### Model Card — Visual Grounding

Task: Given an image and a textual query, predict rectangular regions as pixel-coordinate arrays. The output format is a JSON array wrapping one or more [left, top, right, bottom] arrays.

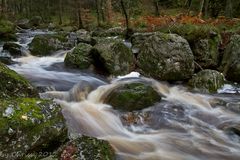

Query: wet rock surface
[[104, 82, 161, 111], [57, 136, 115, 160], [64, 43, 93, 69], [137, 32, 194, 81], [3, 42, 22, 57], [0, 98, 67, 160], [29, 34, 67, 56], [90, 38, 135, 75], [221, 34, 240, 82], [0, 62, 38, 99], [188, 69, 225, 93]]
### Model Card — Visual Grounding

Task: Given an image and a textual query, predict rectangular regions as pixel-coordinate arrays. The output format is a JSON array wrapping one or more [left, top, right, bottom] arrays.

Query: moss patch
[[104, 82, 161, 111], [29, 33, 67, 56], [64, 43, 93, 69], [0, 98, 67, 160], [188, 69, 225, 93], [58, 136, 115, 160], [0, 62, 38, 99], [0, 19, 16, 41]]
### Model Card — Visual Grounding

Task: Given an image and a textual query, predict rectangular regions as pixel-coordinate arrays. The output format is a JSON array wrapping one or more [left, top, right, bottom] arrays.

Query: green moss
[[51, 33, 68, 42], [0, 98, 67, 160], [57, 136, 115, 160], [91, 39, 134, 75], [0, 19, 16, 40], [0, 19, 15, 34], [0, 62, 38, 99], [188, 69, 224, 93], [29, 33, 67, 56], [137, 32, 194, 81], [64, 43, 92, 69], [105, 82, 161, 111]]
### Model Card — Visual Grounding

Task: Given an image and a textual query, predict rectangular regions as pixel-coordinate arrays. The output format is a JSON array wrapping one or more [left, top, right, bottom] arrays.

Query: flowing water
[[4, 29, 240, 160]]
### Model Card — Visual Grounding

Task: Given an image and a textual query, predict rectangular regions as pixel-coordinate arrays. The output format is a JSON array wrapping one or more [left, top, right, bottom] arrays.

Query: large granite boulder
[[90, 38, 135, 75], [3, 42, 22, 57], [188, 69, 224, 93], [16, 19, 30, 29], [29, 34, 67, 56], [191, 35, 220, 70], [104, 82, 161, 111], [131, 32, 155, 54], [221, 34, 240, 82], [0, 98, 67, 160], [0, 62, 38, 99], [29, 16, 43, 27], [57, 136, 115, 160], [0, 20, 16, 41], [137, 32, 194, 81], [64, 43, 93, 69], [0, 52, 14, 65]]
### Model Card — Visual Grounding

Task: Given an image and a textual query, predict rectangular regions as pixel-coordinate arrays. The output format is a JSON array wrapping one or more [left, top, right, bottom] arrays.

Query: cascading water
[[5, 29, 240, 160], [8, 29, 107, 91], [49, 78, 240, 160]]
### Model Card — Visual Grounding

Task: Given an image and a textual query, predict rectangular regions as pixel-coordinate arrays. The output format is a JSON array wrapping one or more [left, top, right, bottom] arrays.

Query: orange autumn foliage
[[119, 14, 240, 32]]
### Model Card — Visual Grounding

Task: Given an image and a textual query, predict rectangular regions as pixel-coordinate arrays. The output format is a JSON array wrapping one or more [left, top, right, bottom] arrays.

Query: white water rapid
[[53, 78, 240, 160], [5, 29, 240, 160]]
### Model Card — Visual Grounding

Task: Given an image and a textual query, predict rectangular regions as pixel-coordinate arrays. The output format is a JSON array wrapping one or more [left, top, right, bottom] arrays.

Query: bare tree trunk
[[59, 0, 63, 25], [120, 0, 131, 39], [187, 0, 193, 15], [198, 0, 205, 17], [106, 0, 112, 23], [1, 0, 6, 17], [225, 0, 233, 18], [185, 0, 192, 8], [77, 0, 83, 29], [95, 0, 100, 26], [203, 0, 209, 18], [153, 0, 160, 16], [100, 0, 105, 22]]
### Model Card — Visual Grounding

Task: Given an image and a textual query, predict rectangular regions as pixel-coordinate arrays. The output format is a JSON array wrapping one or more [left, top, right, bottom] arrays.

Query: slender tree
[[106, 0, 112, 23], [76, 0, 84, 29], [153, 0, 160, 16], [95, 0, 100, 26], [225, 0, 233, 18], [58, 0, 63, 25]]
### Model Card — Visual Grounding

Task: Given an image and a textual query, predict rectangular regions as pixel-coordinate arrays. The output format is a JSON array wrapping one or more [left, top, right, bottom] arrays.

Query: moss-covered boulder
[[57, 136, 115, 160], [131, 32, 155, 54], [104, 82, 161, 111], [188, 69, 224, 93], [191, 35, 220, 70], [221, 34, 240, 82], [0, 19, 16, 41], [0, 98, 67, 160], [29, 34, 67, 56], [91, 27, 124, 37], [75, 29, 96, 45], [16, 18, 30, 29], [90, 38, 135, 75], [0, 52, 14, 65], [64, 43, 93, 69], [3, 42, 22, 57], [29, 16, 43, 27], [160, 24, 221, 70], [137, 32, 194, 81], [0, 62, 38, 99]]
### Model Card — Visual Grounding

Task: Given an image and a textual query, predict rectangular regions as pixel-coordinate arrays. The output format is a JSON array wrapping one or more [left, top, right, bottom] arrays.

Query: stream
[[3, 29, 240, 160]]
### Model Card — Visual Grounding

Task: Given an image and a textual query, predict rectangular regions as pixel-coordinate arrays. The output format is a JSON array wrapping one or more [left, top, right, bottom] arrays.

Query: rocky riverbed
[[1, 20, 240, 159]]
